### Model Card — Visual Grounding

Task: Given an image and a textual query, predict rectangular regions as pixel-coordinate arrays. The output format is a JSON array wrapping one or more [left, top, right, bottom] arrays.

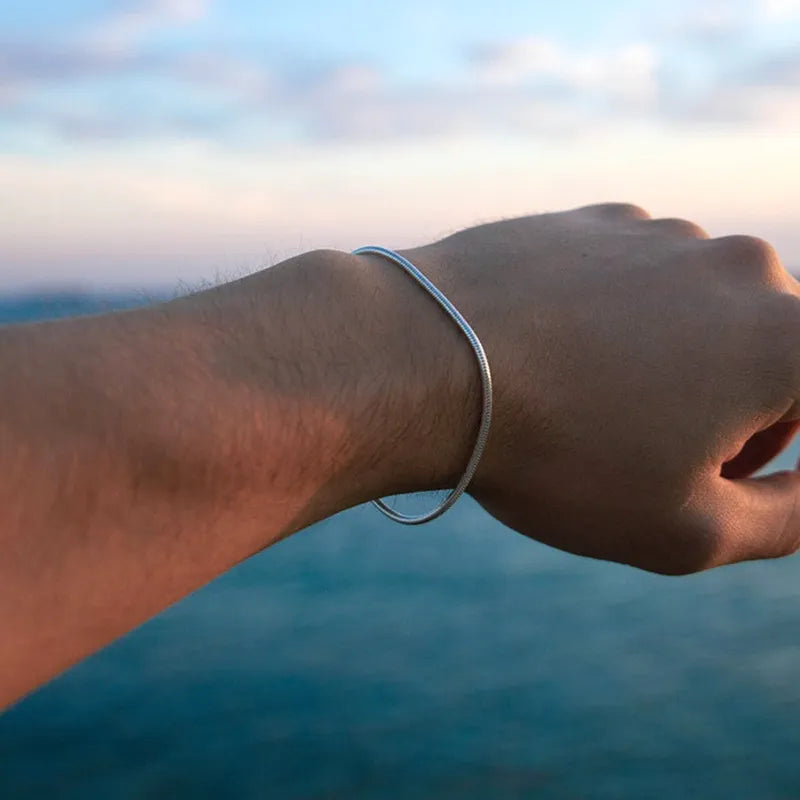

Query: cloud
[[0, 0, 207, 96], [174, 52, 274, 99], [657, 6, 749, 45], [84, 0, 208, 53], [274, 39, 662, 142], [674, 83, 800, 125], [468, 38, 659, 106], [16, 105, 228, 142], [1, 2, 798, 150], [759, 0, 800, 19], [1, 36, 791, 147], [303, 91, 593, 142], [661, 42, 800, 126], [741, 49, 800, 86], [0, 40, 149, 87]]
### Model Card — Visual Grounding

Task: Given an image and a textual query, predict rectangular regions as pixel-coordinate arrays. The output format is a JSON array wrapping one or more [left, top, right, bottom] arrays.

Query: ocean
[[1, 295, 799, 799]]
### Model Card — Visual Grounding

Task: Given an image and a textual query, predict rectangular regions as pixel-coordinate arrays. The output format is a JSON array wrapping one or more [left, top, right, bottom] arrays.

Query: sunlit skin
[[1, 203, 800, 708]]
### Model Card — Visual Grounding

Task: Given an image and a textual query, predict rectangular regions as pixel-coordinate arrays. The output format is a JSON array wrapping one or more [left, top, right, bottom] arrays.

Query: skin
[[1, 202, 799, 708]]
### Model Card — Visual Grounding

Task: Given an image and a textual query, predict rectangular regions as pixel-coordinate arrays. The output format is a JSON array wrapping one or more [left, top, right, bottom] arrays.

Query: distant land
[[0, 290, 168, 325]]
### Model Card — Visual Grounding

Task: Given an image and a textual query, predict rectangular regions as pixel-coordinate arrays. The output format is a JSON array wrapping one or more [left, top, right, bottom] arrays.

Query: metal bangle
[[352, 245, 493, 525]]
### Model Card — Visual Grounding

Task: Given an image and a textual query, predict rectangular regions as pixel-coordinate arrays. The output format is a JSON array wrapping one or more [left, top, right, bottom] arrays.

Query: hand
[[396, 203, 800, 574]]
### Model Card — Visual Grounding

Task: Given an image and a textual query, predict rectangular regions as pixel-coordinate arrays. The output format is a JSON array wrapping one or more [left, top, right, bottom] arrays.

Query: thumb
[[721, 420, 800, 480]]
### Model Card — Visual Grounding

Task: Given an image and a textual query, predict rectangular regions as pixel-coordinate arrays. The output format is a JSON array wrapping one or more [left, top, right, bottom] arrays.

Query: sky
[[0, 0, 799, 290]]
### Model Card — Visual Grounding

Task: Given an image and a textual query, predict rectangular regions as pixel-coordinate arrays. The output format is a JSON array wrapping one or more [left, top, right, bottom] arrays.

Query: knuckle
[[650, 560, 704, 577], [650, 218, 709, 239], [589, 202, 651, 221], [711, 235, 784, 284], [631, 511, 721, 576], [748, 292, 800, 386], [764, 291, 800, 338], [658, 507, 725, 576], [780, 534, 800, 559], [639, 549, 709, 577]]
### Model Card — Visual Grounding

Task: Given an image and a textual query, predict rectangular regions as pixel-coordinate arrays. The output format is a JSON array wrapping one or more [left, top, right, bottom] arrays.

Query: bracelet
[[352, 245, 493, 525]]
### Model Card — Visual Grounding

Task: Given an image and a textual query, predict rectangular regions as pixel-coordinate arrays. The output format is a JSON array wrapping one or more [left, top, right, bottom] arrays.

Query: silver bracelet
[[352, 245, 493, 525]]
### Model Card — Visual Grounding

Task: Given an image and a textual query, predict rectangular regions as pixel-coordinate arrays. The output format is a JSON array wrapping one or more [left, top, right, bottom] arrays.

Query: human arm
[[2, 202, 800, 707], [0, 246, 475, 707]]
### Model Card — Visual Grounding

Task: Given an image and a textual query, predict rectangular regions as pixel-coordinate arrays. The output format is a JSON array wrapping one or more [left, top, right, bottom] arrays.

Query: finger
[[696, 471, 800, 569]]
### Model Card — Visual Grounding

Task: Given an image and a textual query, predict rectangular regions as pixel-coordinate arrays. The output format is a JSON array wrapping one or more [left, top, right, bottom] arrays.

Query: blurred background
[[1, 1, 800, 798]]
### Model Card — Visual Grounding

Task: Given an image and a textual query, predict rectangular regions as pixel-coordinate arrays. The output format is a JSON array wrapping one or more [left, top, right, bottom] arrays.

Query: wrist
[[265, 246, 480, 527], [340, 247, 482, 500], [179, 245, 481, 534]]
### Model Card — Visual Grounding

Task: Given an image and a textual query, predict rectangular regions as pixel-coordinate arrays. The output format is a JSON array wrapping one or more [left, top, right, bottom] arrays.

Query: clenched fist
[[374, 203, 800, 574]]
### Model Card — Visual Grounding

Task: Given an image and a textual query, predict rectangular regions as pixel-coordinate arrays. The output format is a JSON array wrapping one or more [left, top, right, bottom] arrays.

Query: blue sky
[[1, 0, 799, 289]]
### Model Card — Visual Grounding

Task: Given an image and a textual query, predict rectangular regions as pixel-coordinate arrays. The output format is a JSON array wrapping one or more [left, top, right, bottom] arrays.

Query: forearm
[[0, 248, 476, 706]]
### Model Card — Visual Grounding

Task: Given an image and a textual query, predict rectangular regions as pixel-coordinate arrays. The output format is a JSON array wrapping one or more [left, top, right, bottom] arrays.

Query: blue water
[[1, 296, 799, 799]]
